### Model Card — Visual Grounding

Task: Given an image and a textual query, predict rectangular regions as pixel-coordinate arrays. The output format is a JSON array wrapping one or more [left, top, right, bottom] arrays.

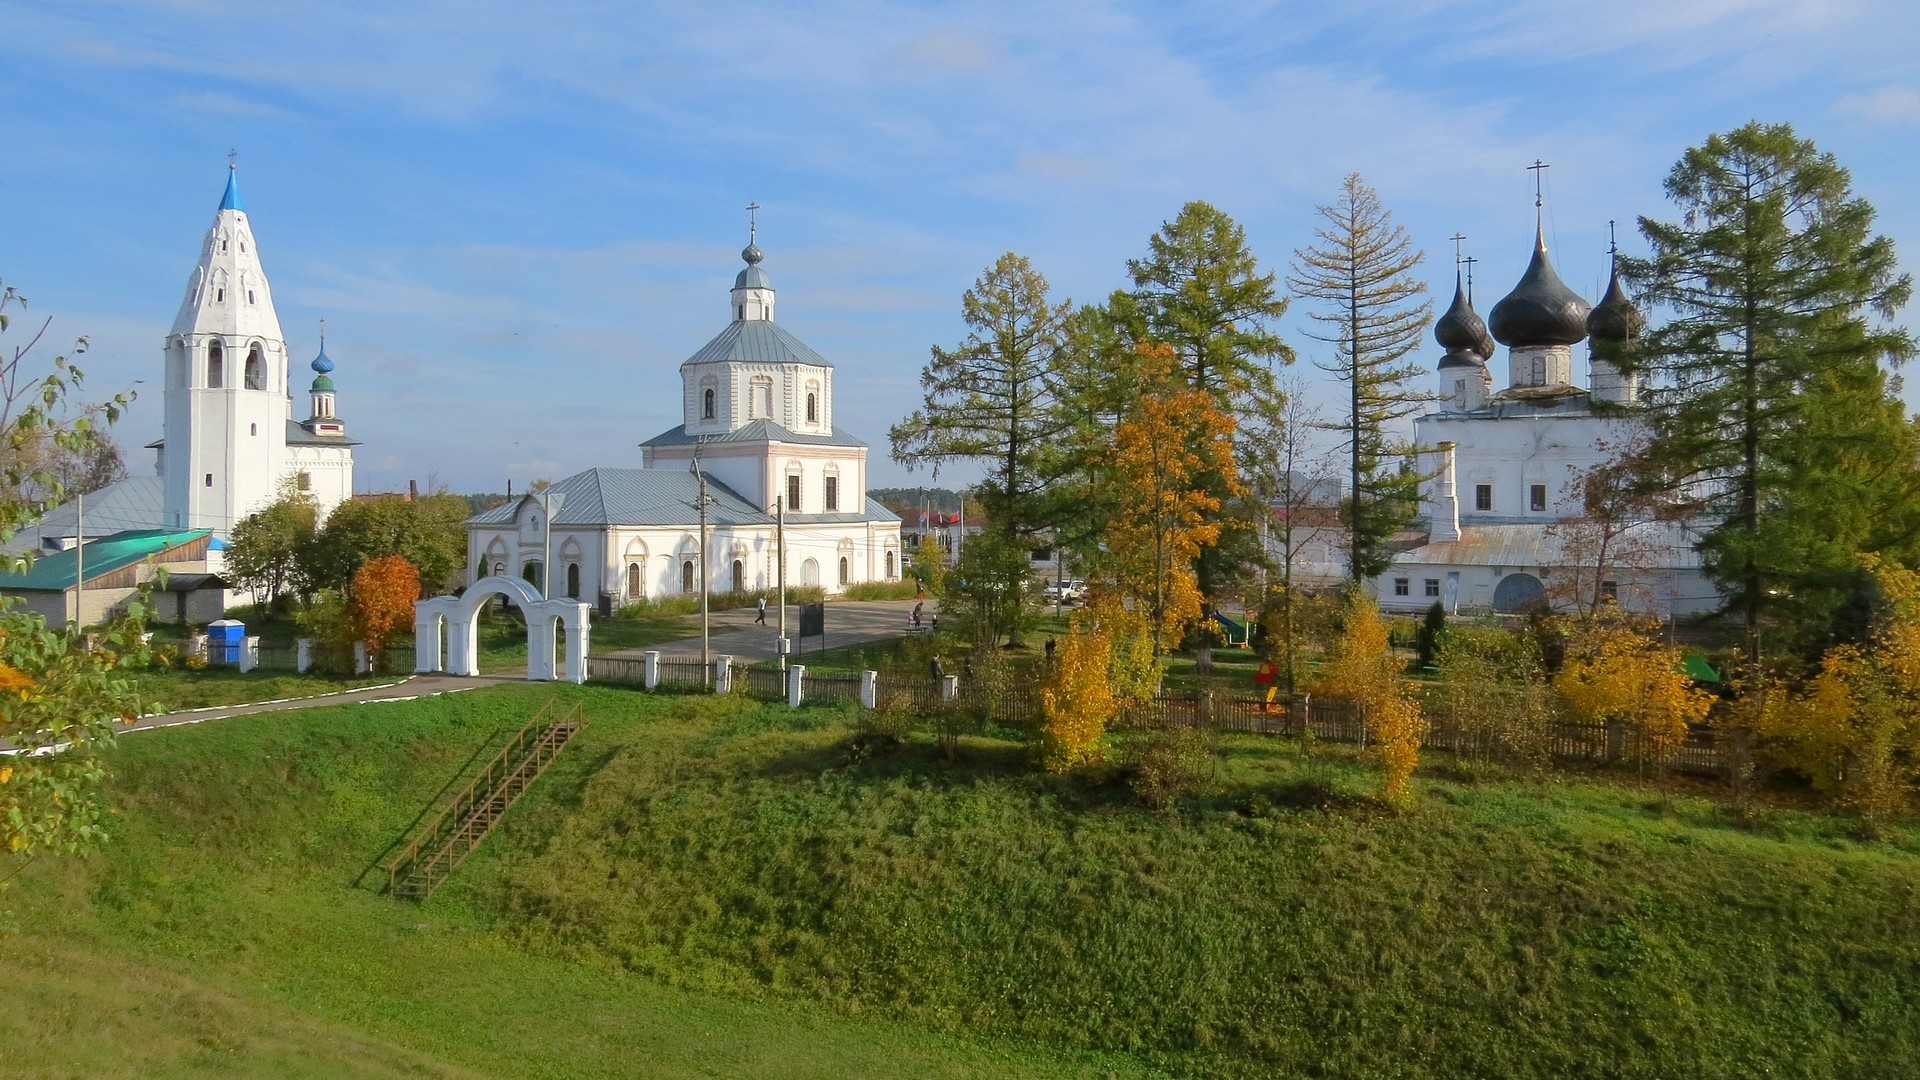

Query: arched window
[[731, 559, 744, 593], [627, 562, 643, 599], [244, 344, 265, 389], [566, 563, 581, 598], [800, 558, 820, 587], [492, 561, 505, 577], [682, 560, 696, 593], [206, 341, 224, 388], [885, 551, 895, 578], [702, 388, 716, 420], [838, 557, 849, 586], [806, 392, 818, 423], [522, 561, 543, 589]]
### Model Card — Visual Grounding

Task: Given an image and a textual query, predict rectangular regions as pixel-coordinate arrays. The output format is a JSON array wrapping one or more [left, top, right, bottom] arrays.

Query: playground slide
[[1212, 611, 1248, 645]]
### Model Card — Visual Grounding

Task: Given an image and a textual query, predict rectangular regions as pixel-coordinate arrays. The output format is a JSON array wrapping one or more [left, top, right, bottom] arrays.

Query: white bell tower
[[160, 165, 293, 533]]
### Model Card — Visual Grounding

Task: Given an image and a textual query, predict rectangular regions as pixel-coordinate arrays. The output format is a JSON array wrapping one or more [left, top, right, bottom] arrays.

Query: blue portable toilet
[[207, 619, 246, 664]]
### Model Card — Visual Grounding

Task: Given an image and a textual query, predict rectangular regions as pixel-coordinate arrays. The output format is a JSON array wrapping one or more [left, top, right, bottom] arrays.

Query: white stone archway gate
[[414, 574, 592, 683]]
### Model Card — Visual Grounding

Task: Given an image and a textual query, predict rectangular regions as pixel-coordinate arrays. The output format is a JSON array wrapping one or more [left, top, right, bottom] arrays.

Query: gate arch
[[1492, 572, 1547, 613], [413, 574, 592, 682]]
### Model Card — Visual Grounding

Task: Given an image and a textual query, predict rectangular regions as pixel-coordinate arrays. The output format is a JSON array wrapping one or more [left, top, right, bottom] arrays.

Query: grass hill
[[7, 683, 1919, 1077]]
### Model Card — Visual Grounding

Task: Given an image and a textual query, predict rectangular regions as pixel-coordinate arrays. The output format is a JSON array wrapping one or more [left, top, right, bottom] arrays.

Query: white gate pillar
[[530, 617, 558, 681], [788, 663, 806, 708], [860, 670, 878, 709]]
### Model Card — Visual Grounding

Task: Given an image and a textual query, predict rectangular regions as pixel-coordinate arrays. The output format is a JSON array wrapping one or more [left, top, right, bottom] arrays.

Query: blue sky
[[7, 0, 1918, 496]]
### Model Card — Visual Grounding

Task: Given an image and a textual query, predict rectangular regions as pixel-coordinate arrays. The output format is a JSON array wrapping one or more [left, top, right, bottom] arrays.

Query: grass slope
[[4, 685, 1151, 1079], [9, 684, 1920, 1078]]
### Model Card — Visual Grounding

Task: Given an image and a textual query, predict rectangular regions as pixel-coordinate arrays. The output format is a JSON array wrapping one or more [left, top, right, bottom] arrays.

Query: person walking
[[756, 595, 768, 625], [930, 655, 944, 680]]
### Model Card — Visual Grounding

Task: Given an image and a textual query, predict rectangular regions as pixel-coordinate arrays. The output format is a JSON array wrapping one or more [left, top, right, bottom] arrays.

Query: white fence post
[[644, 650, 661, 690], [353, 641, 370, 675], [188, 633, 208, 663], [940, 675, 959, 701], [860, 670, 878, 709], [714, 655, 733, 694], [237, 636, 260, 674], [788, 663, 806, 709], [295, 638, 313, 673]]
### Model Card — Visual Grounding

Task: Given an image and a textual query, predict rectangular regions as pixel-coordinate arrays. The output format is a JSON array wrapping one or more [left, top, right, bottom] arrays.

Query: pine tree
[[1287, 174, 1432, 581], [1620, 123, 1917, 660]]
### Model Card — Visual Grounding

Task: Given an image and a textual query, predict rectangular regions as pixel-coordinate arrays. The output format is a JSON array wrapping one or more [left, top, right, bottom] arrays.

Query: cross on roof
[[746, 201, 760, 243]]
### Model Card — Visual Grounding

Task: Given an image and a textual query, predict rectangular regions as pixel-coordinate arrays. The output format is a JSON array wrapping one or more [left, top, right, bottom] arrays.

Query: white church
[[1368, 215, 1720, 619], [6, 169, 355, 554], [464, 229, 902, 607]]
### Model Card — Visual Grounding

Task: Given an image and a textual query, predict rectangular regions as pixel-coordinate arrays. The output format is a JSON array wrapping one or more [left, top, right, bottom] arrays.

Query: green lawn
[[10, 684, 1920, 1078]]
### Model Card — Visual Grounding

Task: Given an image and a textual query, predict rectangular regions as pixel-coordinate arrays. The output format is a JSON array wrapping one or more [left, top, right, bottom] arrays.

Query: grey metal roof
[[466, 469, 899, 529], [286, 419, 360, 447], [640, 418, 867, 449], [735, 265, 771, 290], [2, 475, 166, 556], [1391, 522, 1704, 570], [681, 319, 833, 369]]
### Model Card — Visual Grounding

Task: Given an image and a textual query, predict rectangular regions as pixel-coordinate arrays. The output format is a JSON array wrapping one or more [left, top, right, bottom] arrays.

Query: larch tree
[[1121, 202, 1292, 605], [890, 253, 1074, 543], [1288, 174, 1433, 583], [1618, 122, 1917, 661], [1096, 344, 1242, 655], [891, 253, 1075, 645]]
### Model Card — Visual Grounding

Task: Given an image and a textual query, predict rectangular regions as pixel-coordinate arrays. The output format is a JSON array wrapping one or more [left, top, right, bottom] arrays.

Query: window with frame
[[702, 388, 716, 420], [681, 560, 695, 593], [1530, 484, 1547, 512], [1424, 578, 1440, 597], [787, 474, 802, 512], [296, 472, 311, 491], [838, 557, 849, 586], [627, 562, 643, 598], [1601, 580, 1619, 601], [806, 392, 818, 423], [207, 341, 224, 388], [824, 475, 839, 511], [1393, 578, 1409, 596], [1475, 484, 1493, 511]]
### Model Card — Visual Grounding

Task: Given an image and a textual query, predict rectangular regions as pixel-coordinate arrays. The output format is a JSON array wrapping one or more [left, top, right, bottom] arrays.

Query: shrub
[[844, 580, 920, 602], [1126, 728, 1216, 811], [1036, 626, 1115, 773]]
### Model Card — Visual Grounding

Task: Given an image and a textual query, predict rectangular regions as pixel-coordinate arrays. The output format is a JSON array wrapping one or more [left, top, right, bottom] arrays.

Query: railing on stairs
[[386, 698, 587, 901]]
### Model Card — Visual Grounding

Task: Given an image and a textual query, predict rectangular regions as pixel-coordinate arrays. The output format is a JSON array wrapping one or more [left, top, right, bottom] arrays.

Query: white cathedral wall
[[285, 446, 354, 522], [1416, 410, 1633, 523]]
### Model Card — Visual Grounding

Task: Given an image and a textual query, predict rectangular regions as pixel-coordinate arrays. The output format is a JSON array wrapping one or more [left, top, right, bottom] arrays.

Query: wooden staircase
[[386, 699, 586, 901]]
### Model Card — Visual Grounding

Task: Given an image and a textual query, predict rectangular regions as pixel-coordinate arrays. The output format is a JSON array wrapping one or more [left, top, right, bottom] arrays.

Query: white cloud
[[1836, 86, 1920, 125]]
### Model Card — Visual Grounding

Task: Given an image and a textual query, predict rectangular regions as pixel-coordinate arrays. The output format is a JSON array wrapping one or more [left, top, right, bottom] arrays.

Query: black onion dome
[[1488, 230, 1591, 347], [1586, 266, 1643, 342], [1434, 272, 1496, 362]]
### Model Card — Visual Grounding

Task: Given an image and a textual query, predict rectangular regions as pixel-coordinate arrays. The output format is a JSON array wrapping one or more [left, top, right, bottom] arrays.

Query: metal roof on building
[[2, 476, 166, 556], [1391, 522, 1705, 570], [680, 319, 834, 369], [640, 418, 866, 450], [466, 467, 897, 529], [0, 528, 212, 591]]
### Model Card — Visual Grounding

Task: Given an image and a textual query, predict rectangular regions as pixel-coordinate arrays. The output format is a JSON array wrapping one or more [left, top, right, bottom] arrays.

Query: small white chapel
[[464, 227, 903, 607]]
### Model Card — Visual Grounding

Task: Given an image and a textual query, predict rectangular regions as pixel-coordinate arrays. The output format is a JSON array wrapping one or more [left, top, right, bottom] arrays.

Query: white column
[[940, 675, 959, 701], [563, 608, 589, 684], [188, 633, 208, 662], [529, 618, 557, 681], [238, 636, 260, 674], [295, 637, 313, 673], [644, 650, 661, 690], [788, 663, 806, 708], [860, 669, 878, 709], [714, 655, 733, 694], [353, 641, 370, 675]]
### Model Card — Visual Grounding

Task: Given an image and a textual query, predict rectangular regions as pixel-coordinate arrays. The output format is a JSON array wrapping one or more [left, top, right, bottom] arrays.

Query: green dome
[[311, 374, 334, 391]]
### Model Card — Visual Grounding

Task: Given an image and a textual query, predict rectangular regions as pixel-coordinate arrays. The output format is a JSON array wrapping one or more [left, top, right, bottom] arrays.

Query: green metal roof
[[0, 528, 211, 591]]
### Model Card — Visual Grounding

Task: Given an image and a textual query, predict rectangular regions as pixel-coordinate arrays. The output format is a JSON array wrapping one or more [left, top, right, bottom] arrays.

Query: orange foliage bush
[[1554, 616, 1712, 770], [350, 555, 420, 660]]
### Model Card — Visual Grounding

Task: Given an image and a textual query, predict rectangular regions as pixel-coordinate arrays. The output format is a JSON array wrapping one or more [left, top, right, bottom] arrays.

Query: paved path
[[609, 597, 939, 664], [125, 673, 512, 735]]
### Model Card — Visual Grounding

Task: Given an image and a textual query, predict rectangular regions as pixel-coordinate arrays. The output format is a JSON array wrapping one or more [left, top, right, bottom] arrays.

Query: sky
[[6, 0, 1918, 497]]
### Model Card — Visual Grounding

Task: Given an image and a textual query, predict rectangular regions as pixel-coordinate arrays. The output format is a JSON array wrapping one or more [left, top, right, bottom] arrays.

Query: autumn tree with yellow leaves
[[1554, 615, 1713, 773], [1749, 558, 1920, 822], [1314, 591, 1427, 806], [1095, 344, 1243, 654], [1037, 620, 1117, 774]]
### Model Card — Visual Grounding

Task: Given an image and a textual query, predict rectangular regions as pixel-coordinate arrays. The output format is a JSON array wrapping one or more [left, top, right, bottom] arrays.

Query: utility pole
[[72, 483, 84, 633], [776, 493, 788, 674], [693, 437, 711, 680]]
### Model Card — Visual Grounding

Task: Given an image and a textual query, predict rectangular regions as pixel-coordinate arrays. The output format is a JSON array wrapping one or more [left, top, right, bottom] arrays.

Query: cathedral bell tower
[[161, 165, 292, 532]]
